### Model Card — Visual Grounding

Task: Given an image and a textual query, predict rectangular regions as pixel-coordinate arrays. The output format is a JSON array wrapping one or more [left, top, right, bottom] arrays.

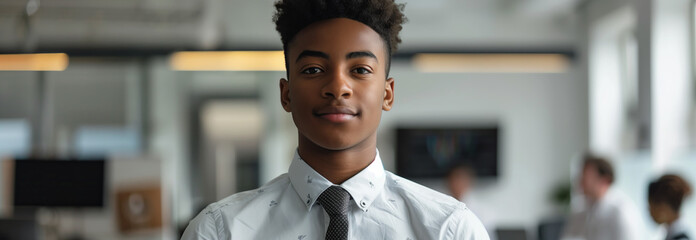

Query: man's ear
[[382, 77, 395, 111], [280, 78, 291, 112]]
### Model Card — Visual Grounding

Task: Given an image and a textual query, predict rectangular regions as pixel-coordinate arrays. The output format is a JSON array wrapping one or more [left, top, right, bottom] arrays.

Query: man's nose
[[322, 71, 353, 99]]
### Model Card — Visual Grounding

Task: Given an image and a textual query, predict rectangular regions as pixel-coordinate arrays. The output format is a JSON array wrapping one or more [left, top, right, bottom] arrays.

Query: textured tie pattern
[[317, 186, 351, 240]]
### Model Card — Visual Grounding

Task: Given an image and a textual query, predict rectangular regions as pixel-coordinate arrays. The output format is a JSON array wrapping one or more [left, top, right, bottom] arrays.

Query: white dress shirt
[[458, 196, 495, 238], [562, 188, 643, 240], [182, 149, 489, 240], [665, 219, 691, 240]]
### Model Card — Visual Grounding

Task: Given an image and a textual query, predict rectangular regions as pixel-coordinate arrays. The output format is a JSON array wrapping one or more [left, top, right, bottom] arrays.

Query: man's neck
[[666, 213, 680, 227], [297, 134, 377, 184], [596, 185, 609, 199], [589, 185, 610, 204]]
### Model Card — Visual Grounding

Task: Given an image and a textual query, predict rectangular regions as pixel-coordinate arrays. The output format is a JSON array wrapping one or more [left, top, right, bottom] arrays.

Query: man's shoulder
[[383, 171, 469, 217], [204, 173, 291, 214], [603, 190, 639, 214], [382, 172, 489, 239], [181, 174, 291, 239]]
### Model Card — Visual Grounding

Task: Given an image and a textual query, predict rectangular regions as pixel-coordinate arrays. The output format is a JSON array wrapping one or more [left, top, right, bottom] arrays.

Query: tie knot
[[317, 186, 351, 216]]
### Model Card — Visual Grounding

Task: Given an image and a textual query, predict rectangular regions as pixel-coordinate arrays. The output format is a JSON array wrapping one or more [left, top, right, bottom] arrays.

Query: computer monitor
[[13, 159, 106, 208], [496, 228, 528, 240], [396, 127, 499, 179]]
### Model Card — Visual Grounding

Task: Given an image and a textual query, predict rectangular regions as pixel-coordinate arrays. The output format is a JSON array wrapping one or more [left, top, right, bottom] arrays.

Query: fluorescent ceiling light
[[412, 53, 569, 73], [170, 51, 285, 71], [0, 53, 69, 71]]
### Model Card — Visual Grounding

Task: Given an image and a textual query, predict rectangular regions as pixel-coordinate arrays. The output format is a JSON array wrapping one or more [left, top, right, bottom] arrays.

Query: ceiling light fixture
[[170, 51, 285, 71], [0, 53, 69, 71], [412, 53, 569, 73]]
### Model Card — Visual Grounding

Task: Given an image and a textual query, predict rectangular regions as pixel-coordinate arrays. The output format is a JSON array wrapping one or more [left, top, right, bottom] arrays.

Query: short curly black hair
[[273, 0, 406, 76]]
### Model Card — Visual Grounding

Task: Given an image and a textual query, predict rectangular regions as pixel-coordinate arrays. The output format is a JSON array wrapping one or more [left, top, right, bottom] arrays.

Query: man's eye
[[352, 67, 372, 74], [301, 67, 323, 74]]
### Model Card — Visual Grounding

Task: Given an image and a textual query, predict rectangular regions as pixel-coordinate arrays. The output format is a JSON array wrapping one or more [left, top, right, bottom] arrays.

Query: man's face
[[447, 168, 473, 199], [648, 200, 678, 224], [580, 164, 601, 199], [279, 18, 394, 151], [648, 201, 668, 224]]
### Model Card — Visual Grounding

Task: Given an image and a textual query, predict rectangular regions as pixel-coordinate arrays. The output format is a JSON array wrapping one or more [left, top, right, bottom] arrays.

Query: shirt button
[[360, 201, 367, 207]]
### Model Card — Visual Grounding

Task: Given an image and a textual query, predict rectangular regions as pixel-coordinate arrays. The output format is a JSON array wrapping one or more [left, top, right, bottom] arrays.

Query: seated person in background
[[648, 174, 693, 240], [562, 154, 642, 240], [181, 0, 489, 239], [447, 163, 475, 201], [446, 164, 494, 237]]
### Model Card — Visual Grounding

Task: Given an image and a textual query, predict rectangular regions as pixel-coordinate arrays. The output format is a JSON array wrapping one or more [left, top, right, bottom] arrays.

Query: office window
[[73, 126, 140, 158], [0, 119, 31, 158]]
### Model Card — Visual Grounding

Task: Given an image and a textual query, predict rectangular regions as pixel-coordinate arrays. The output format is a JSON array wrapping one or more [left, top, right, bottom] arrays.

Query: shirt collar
[[288, 149, 386, 212], [667, 218, 687, 239]]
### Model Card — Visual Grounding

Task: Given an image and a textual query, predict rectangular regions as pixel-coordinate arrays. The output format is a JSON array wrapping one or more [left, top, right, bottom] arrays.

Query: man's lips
[[319, 113, 356, 122], [315, 106, 358, 123]]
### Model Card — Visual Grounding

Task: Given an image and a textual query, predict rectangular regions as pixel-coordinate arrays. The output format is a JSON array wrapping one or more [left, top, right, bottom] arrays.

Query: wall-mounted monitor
[[13, 159, 106, 208], [396, 127, 499, 179]]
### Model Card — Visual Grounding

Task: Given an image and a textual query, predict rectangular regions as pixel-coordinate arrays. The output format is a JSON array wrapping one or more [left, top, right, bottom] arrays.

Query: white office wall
[[588, 6, 635, 158], [376, 63, 587, 230], [651, 0, 692, 169], [0, 72, 37, 119]]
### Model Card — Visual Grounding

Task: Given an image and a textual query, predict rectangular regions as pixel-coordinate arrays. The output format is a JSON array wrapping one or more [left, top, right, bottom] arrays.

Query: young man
[[182, 0, 489, 239], [562, 155, 643, 240], [648, 174, 693, 240]]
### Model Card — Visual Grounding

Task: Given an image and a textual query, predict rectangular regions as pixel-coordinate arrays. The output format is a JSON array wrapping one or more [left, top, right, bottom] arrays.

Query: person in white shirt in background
[[180, 0, 490, 239], [648, 174, 693, 240], [447, 164, 495, 238], [562, 154, 643, 240]]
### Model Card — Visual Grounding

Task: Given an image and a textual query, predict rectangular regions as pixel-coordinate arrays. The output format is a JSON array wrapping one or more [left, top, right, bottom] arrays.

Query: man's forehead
[[286, 18, 388, 59]]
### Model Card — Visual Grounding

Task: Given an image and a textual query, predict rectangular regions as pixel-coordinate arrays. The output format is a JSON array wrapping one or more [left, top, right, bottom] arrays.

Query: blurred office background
[[0, 0, 694, 239]]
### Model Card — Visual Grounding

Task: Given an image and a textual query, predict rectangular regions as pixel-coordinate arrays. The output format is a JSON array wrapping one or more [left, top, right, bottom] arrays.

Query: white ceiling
[[0, 0, 581, 52]]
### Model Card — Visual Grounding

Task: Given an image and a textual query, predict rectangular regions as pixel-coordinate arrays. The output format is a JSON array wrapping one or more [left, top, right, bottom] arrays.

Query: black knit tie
[[317, 186, 351, 240]]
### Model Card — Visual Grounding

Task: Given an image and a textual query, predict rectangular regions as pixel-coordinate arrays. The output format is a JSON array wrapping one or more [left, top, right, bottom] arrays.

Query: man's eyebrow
[[346, 51, 378, 62], [295, 50, 329, 62]]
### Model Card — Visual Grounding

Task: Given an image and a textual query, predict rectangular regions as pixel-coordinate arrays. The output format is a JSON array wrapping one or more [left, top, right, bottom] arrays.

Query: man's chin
[[314, 141, 356, 151], [298, 128, 374, 152], [307, 136, 361, 151]]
